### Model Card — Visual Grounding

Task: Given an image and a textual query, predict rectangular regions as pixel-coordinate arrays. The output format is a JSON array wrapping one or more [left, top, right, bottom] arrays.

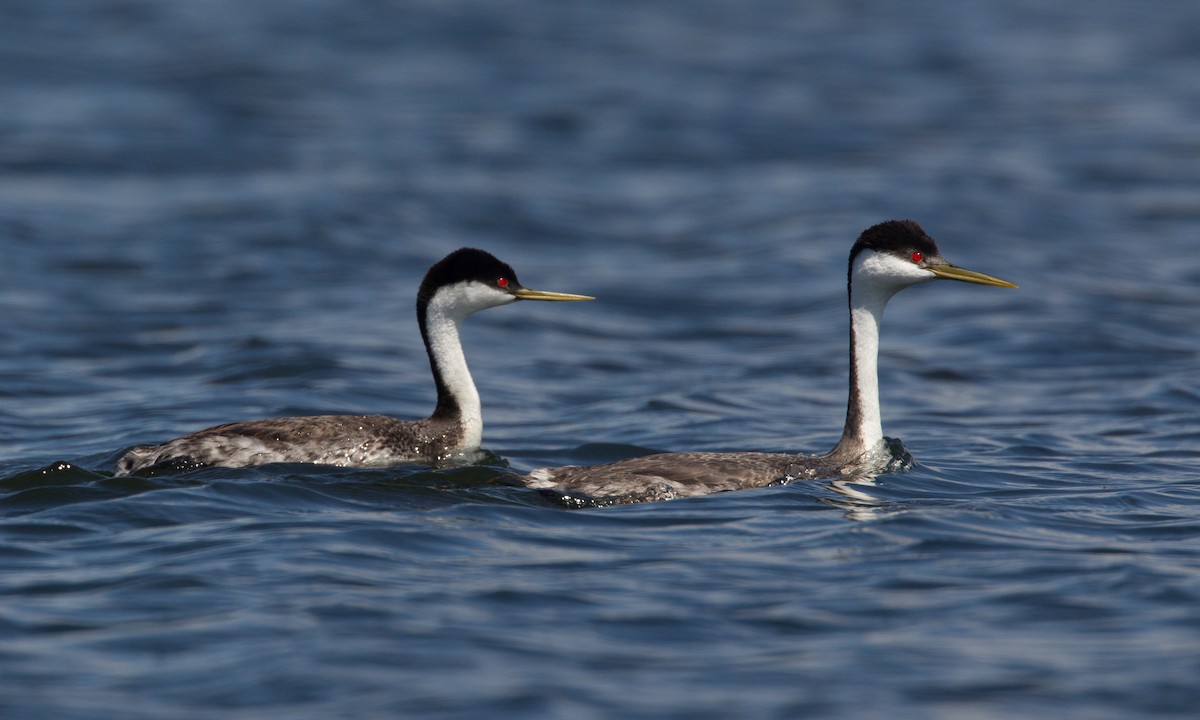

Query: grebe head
[[848, 220, 1017, 306], [418, 248, 592, 322]]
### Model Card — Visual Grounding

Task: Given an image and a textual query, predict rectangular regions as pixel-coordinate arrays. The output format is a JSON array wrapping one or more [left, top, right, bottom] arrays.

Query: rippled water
[[3, 0, 1200, 717]]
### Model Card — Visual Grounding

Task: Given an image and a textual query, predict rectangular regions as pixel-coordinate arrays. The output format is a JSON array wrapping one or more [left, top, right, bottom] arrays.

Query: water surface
[[2, 1, 1199, 718]]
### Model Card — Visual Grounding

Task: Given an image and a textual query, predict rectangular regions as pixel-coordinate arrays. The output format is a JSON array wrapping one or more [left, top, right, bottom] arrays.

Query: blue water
[[3, 0, 1200, 717]]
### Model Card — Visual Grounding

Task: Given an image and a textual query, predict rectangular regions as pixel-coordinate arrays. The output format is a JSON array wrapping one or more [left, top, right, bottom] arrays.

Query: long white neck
[[422, 299, 483, 449], [825, 267, 900, 466], [843, 303, 885, 452]]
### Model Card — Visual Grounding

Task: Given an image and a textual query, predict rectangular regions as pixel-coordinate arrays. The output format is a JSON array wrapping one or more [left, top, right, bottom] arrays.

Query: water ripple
[[4, 0, 1200, 717]]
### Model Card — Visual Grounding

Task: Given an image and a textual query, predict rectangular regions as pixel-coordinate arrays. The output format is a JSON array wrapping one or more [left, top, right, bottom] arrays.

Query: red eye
[[911, 252, 924, 263], [497, 277, 508, 288]]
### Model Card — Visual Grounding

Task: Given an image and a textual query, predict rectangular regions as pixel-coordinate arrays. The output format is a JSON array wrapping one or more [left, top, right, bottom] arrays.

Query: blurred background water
[[2, 0, 1199, 718]]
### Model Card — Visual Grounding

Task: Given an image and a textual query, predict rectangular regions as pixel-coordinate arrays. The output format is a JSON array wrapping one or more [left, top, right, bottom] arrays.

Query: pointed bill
[[512, 287, 594, 301], [928, 264, 1018, 288]]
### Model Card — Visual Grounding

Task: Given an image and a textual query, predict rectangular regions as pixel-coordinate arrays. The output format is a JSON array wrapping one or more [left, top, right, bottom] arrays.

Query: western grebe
[[524, 220, 1016, 505], [115, 248, 591, 475]]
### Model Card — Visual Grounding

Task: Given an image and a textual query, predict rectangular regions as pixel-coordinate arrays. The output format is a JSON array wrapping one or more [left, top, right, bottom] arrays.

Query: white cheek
[[855, 252, 936, 286], [428, 282, 516, 322], [850, 252, 936, 309]]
